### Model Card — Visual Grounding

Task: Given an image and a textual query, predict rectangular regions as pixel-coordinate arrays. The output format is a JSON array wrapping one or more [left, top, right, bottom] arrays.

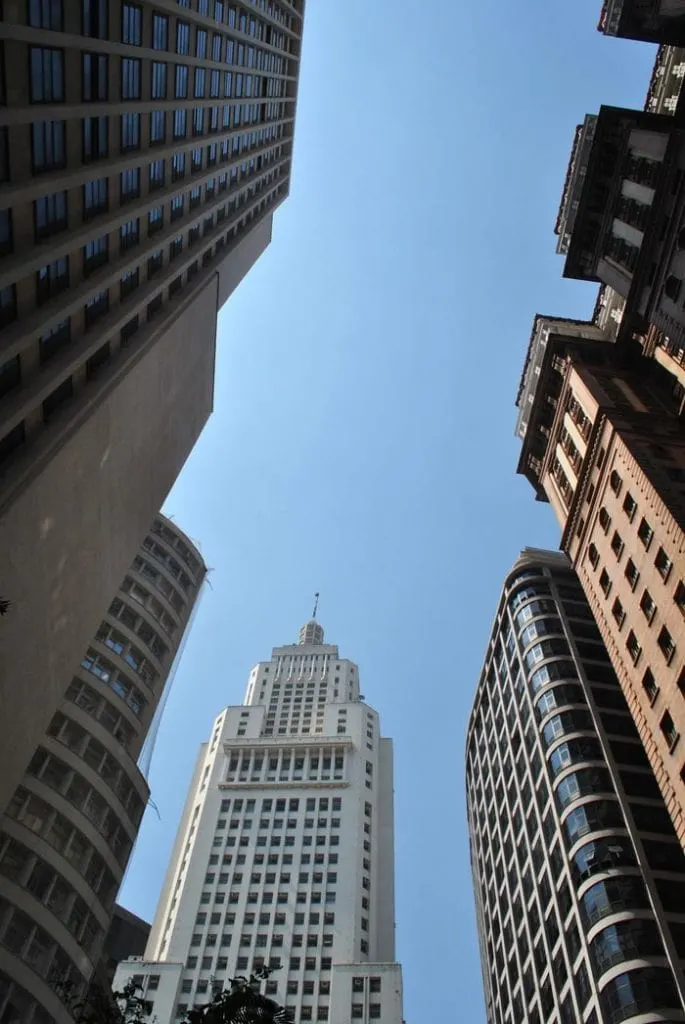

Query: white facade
[[115, 621, 404, 1024]]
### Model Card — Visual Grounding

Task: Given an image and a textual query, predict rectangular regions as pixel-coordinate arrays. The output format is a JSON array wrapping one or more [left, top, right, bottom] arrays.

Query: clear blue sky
[[120, 2, 655, 1019]]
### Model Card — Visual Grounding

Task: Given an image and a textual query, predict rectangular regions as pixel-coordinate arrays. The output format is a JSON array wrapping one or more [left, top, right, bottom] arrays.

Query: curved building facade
[[466, 548, 685, 1024], [0, 514, 206, 1024]]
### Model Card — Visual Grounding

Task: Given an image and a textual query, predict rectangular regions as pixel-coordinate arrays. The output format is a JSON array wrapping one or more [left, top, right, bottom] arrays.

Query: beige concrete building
[[0, 0, 306, 814], [517, 315, 685, 851], [0, 512, 206, 1024]]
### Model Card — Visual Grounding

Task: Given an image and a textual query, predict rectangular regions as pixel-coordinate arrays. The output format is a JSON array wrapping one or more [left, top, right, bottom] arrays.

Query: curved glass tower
[[0, 514, 206, 1024], [466, 548, 685, 1024]]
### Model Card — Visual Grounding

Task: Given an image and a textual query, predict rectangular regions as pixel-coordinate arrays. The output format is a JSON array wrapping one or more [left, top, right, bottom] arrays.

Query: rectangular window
[[150, 110, 166, 144], [120, 167, 140, 202], [660, 710, 679, 750], [149, 159, 165, 190], [119, 217, 140, 252], [655, 547, 673, 581], [637, 518, 654, 550], [152, 12, 168, 49], [120, 113, 140, 151], [83, 177, 108, 218], [626, 630, 642, 665], [175, 65, 189, 98], [171, 151, 185, 180], [34, 191, 67, 240], [657, 626, 676, 664], [599, 569, 611, 597], [642, 667, 659, 704], [83, 0, 108, 36], [36, 257, 69, 306], [174, 109, 187, 139], [83, 234, 108, 275], [176, 20, 190, 54], [83, 115, 108, 161], [196, 28, 207, 58], [639, 590, 656, 623], [193, 107, 204, 136], [82, 52, 108, 101], [122, 2, 142, 43], [39, 321, 71, 367], [32, 121, 65, 173], [151, 61, 167, 99], [622, 492, 637, 521], [30, 47, 64, 103], [610, 531, 624, 560], [675, 581, 685, 617], [624, 559, 639, 591], [194, 67, 206, 98], [29, 0, 62, 28], [121, 58, 141, 99]]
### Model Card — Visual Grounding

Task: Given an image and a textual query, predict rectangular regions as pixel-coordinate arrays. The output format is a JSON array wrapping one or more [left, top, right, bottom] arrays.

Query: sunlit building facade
[[467, 549, 685, 1024]]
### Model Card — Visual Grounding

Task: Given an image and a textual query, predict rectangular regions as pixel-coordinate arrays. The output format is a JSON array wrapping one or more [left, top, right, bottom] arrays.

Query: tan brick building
[[518, 315, 685, 848], [0, 0, 305, 813]]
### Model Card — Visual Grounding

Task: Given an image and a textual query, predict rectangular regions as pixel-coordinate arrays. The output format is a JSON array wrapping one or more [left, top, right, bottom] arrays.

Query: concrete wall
[[0, 278, 218, 814]]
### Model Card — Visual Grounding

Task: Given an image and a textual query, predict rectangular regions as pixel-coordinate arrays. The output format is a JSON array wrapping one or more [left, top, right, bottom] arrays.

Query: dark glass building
[[466, 548, 685, 1023]]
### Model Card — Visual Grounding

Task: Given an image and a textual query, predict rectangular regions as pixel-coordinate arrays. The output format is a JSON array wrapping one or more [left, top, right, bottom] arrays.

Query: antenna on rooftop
[[312, 592, 320, 618]]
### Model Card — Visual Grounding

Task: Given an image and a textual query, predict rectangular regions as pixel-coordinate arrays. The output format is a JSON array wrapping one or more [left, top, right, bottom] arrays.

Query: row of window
[[46, 711, 144, 825], [26, 748, 133, 866], [196, 909, 336, 927], [0, 834, 103, 958], [6, 786, 119, 908]]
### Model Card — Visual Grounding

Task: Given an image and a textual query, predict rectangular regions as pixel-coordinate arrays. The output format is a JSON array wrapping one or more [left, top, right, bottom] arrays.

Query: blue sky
[[120, 2, 656, 1019]]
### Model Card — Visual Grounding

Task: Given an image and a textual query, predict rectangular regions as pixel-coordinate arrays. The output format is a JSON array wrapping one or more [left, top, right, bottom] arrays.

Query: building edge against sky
[[0, 0, 307, 817], [466, 548, 685, 1024], [115, 618, 404, 1024], [0, 513, 206, 1024]]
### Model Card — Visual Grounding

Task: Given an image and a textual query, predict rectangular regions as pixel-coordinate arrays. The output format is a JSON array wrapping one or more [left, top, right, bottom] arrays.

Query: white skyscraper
[[114, 617, 405, 1024]]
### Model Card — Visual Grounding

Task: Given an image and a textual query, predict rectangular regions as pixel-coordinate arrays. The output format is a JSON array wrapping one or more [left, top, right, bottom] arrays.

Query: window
[[637, 518, 654, 550], [122, 2, 142, 43], [35, 191, 67, 240], [83, 0, 108, 36], [622, 492, 637, 521], [30, 47, 64, 103], [152, 13, 168, 49], [657, 626, 676, 664], [120, 167, 140, 202], [655, 547, 673, 581], [610, 597, 625, 628], [624, 559, 639, 591], [640, 590, 656, 623], [176, 20, 190, 54], [31, 120, 65, 174], [175, 65, 189, 98], [626, 630, 641, 665], [661, 710, 679, 749], [121, 57, 141, 99], [39, 319, 70, 363], [82, 52, 108, 100], [120, 268, 139, 300], [642, 668, 659, 705], [121, 113, 140, 152], [84, 289, 109, 328], [149, 160, 165, 190], [171, 151, 185, 180], [120, 218, 140, 252], [609, 471, 622, 495], [43, 377, 73, 420], [150, 110, 166, 144], [598, 507, 611, 533], [173, 109, 187, 139], [610, 531, 624, 560], [83, 234, 108, 274], [36, 257, 69, 305], [599, 570, 611, 597], [587, 544, 599, 569], [151, 62, 167, 99], [29, 0, 62, 27], [83, 115, 108, 161]]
